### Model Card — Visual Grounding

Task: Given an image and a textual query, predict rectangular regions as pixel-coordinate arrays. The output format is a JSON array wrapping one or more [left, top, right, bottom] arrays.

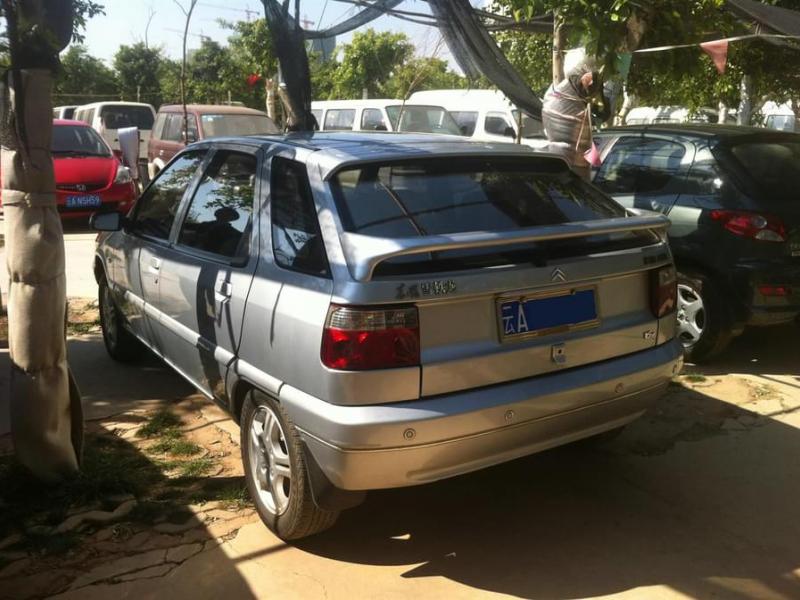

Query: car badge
[[551, 268, 566, 283], [76, 184, 87, 192]]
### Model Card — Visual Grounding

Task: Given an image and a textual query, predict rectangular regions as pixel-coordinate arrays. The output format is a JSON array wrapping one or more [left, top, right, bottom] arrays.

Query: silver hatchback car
[[92, 133, 683, 539]]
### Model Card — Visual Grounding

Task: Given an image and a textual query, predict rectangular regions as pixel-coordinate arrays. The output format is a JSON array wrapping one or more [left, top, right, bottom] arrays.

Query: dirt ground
[[1, 304, 799, 600]]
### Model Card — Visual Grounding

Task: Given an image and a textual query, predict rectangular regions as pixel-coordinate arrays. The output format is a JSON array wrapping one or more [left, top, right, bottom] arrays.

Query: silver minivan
[[92, 132, 682, 540]]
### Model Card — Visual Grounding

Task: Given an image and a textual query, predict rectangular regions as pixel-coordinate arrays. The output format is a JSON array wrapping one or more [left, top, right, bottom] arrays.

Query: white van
[[407, 89, 544, 146], [624, 105, 735, 125], [762, 101, 796, 132], [53, 105, 78, 119], [311, 99, 462, 135], [73, 101, 157, 161]]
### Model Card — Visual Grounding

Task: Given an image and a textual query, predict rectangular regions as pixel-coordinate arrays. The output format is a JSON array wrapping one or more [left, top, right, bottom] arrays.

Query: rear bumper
[[730, 260, 800, 326], [281, 340, 683, 491]]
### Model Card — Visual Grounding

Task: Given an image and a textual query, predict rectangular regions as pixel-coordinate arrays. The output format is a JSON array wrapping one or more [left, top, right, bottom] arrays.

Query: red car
[[52, 119, 137, 220]]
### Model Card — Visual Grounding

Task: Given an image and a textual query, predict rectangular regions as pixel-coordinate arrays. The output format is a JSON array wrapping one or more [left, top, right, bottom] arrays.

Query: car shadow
[[693, 323, 800, 377], [298, 381, 800, 599]]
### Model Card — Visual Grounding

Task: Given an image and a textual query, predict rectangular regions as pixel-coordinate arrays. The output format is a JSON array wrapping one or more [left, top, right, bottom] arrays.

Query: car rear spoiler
[[340, 213, 670, 282]]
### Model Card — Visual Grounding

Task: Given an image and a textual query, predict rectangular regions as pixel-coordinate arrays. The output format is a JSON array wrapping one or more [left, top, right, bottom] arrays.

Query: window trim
[[128, 148, 211, 247], [171, 146, 261, 267], [268, 155, 331, 279]]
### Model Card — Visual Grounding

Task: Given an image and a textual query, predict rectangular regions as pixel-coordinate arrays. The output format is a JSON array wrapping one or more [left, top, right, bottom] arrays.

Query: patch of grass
[[190, 479, 250, 511], [66, 321, 100, 335], [178, 457, 215, 479], [0, 434, 164, 540], [683, 372, 708, 383], [138, 410, 182, 438], [149, 430, 201, 457]]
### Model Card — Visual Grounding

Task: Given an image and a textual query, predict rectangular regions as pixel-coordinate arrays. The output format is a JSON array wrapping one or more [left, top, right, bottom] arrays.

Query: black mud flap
[[302, 441, 366, 512]]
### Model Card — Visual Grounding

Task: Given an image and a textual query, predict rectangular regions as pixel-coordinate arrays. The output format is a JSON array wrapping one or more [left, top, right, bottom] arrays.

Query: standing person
[[542, 65, 610, 180]]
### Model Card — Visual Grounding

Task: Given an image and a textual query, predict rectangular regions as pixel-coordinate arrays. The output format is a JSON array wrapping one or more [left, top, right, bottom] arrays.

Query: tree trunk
[[737, 75, 754, 126], [616, 84, 638, 126], [265, 77, 276, 120], [718, 101, 728, 124], [2, 69, 82, 482], [178, 0, 197, 142], [792, 99, 800, 132], [552, 14, 566, 85]]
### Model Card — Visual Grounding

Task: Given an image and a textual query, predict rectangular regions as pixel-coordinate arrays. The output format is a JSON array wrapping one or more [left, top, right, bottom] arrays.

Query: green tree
[[222, 18, 277, 110], [309, 51, 339, 101], [384, 57, 468, 99], [187, 39, 234, 104], [113, 42, 165, 105], [158, 57, 182, 105], [55, 45, 117, 105], [332, 29, 413, 98]]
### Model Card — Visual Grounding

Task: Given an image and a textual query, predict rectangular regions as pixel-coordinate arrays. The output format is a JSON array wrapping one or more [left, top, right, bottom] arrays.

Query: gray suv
[[92, 133, 683, 540]]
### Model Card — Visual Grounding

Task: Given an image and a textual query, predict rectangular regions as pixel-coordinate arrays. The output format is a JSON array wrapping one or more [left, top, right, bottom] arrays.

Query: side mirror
[[503, 126, 517, 139], [373, 124, 388, 131], [113, 149, 124, 162], [459, 125, 471, 136], [185, 130, 198, 144], [90, 211, 124, 232]]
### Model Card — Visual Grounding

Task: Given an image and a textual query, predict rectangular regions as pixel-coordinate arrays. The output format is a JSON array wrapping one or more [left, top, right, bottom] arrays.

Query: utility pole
[[552, 11, 566, 85], [136, 85, 141, 103]]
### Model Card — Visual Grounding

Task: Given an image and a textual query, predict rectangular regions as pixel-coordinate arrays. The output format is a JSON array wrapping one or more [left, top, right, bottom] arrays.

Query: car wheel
[[241, 390, 339, 540], [99, 276, 143, 362], [676, 270, 733, 363]]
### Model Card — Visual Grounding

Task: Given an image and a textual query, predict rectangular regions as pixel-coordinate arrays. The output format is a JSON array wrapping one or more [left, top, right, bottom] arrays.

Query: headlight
[[114, 165, 133, 185]]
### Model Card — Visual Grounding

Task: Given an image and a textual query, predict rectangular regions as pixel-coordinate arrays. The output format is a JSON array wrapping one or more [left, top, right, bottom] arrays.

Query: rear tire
[[676, 270, 734, 363], [98, 276, 143, 362], [241, 390, 339, 540]]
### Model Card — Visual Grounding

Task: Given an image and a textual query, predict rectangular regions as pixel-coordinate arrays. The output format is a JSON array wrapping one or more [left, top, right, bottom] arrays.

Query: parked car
[[408, 89, 546, 147], [74, 101, 157, 178], [311, 99, 462, 135], [148, 104, 279, 179], [91, 132, 682, 539], [623, 106, 737, 126], [53, 105, 78, 119], [0, 120, 137, 220], [594, 124, 800, 361], [762, 101, 797, 133]]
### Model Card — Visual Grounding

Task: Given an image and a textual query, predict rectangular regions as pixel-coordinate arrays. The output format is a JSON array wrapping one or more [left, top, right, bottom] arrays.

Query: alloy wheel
[[248, 404, 292, 515], [676, 283, 706, 347]]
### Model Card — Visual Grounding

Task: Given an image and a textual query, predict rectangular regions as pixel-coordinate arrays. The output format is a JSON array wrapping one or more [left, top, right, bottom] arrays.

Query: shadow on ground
[[694, 323, 800, 377], [299, 380, 800, 599]]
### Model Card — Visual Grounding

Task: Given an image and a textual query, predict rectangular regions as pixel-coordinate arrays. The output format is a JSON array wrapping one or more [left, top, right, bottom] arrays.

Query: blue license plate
[[66, 194, 101, 208], [499, 288, 599, 340]]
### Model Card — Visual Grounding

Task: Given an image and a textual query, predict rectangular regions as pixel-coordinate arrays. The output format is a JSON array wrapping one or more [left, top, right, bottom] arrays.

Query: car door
[[594, 134, 693, 214], [124, 149, 209, 351], [153, 145, 262, 399]]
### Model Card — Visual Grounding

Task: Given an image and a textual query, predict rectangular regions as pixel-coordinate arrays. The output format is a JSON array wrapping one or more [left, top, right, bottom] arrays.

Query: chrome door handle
[[148, 257, 161, 274]]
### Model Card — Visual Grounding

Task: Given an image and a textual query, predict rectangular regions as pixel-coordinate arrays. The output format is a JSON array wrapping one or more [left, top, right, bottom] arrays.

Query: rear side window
[[331, 157, 649, 274], [99, 105, 155, 130], [324, 109, 355, 131], [162, 114, 184, 142], [485, 112, 513, 137], [132, 151, 206, 240], [177, 151, 256, 259], [153, 113, 168, 139], [361, 108, 387, 131], [595, 137, 686, 194], [270, 157, 329, 276], [450, 111, 478, 136], [727, 139, 800, 204]]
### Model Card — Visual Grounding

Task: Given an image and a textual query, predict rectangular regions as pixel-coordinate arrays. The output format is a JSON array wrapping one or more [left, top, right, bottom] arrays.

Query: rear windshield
[[200, 114, 279, 137], [100, 105, 155, 130], [331, 157, 654, 274], [728, 140, 800, 203], [52, 125, 111, 157], [386, 105, 462, 135]]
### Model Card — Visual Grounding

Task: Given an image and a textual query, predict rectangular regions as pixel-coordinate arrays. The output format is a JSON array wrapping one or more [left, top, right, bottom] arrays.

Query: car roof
[[192, 131, 559, 179], [600, 123, 799, 139], [408, 89, 518, 112], [311, 99, 402, 109], [158, 104, 269, 116], [76, 101, 155, 110]]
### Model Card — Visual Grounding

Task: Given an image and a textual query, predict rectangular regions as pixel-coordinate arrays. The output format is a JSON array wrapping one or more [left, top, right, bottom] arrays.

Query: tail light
[[650, 265, 677, 318], [710, 210, 787, 242], [321, 305, 420, 371], [758, 284, 790, 297]]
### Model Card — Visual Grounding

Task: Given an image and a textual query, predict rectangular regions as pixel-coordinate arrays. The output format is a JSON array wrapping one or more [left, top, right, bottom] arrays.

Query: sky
[[80, 0, 455, 65]]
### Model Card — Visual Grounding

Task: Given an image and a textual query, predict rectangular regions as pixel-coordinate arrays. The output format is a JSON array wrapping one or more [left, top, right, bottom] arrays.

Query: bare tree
[[144, 4, 156, 49], [173, 0, 198, 142]]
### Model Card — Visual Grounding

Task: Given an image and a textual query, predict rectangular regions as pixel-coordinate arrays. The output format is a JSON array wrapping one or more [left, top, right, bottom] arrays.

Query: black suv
[[594, 124, 800, 361]]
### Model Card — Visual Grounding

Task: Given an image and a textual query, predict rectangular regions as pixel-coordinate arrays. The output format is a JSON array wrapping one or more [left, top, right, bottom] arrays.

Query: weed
[[138, 410, 181, 438], [149, 430, 201, 457], [66, 321, 100, 335], [683, 372, 707, 383], [178, 457, 215, 479], [190, 479, 250, 510]]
